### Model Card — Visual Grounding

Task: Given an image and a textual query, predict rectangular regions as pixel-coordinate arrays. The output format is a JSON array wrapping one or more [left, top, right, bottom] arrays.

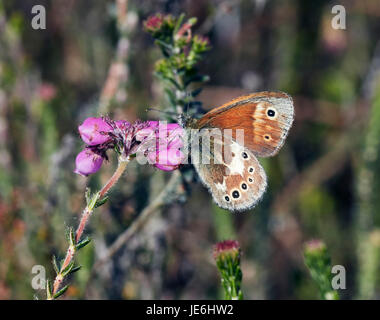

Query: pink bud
[[78, 117, 113, 146], [74, 149, 104, 177], [144, 14, 164, 31], [38, 83, 57, 102], [213, 240, 241, 260]]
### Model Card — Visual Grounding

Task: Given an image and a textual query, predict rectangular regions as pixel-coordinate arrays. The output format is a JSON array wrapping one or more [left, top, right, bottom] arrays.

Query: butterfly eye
[[225, 196, 230, 202], [242, 152, 249, 159], [232, 190, 240, 199], [267, 108, 277, 118], [241, 183, 247, 190]]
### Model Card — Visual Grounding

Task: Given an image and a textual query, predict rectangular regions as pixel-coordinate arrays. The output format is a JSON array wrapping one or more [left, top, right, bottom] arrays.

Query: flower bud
[[38, 83, 57, 102], [303, 239, 339, 300], [74, 149, 104, 177], [213, 240, 241, 261], [144, 14, 164, 32], [213, 240, 243, 300], [78, 117, 113, 146]]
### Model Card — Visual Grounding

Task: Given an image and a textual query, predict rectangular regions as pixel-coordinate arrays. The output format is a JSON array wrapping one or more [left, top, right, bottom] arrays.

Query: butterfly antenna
[[145, 107, 178, 118]]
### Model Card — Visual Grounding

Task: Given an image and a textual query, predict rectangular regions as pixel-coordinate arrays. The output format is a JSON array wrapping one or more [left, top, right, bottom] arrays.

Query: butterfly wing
[[192, 133, 267, 211], [195, 91, 294, 157]]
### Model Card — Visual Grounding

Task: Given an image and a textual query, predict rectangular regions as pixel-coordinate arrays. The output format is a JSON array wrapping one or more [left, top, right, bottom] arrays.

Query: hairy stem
[[49, 156, 130, 299]]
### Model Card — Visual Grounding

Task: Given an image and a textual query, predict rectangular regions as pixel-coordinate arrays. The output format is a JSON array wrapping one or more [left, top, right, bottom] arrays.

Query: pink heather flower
[[74, 117, 186, 176], [78, 117, 113, 146], [74, 149, 104, 177], [38, 83, 57, 102], [304, 239, 327, 254], [140, 121, 186, 171], [195, 35, 210, 47], [213, 240, 241, 260], [144, 14, 164, 31]]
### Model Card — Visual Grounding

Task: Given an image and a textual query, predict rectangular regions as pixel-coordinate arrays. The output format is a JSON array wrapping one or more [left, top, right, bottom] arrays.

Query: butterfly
[[184, 91, 294, 212]]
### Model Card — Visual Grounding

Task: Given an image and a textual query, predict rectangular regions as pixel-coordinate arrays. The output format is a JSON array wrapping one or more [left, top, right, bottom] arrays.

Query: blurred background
[[1, 0, 380, 299]]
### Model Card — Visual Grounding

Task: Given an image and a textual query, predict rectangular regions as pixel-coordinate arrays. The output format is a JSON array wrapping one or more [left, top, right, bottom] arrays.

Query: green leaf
[[46, 279, 53, 300], [53, 285, 68, 299], [173, 13, 186, 34], [52, 255, 60, 275], [185, 74, 209, 86], [76, 237, 91, 251], [154, 39, 173, 57], [190, 87, 203, 97], [69, 265, 82, 275], [61, 261, 75, 277], [68, 227, 76, 246], [165, 76, 183, 90], [164, 88, 177, 107], [95, 196, 109, 208], [88, 192, 100, 210]]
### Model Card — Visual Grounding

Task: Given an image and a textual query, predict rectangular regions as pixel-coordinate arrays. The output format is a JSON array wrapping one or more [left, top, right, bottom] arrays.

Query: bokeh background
[[1, 0, 380, 299]]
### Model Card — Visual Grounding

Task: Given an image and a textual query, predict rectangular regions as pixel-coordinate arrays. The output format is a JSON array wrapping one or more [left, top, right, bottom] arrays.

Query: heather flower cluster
[[74, 117, 186, 176]]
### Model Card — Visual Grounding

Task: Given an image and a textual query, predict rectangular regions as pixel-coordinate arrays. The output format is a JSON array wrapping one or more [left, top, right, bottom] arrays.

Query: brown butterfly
[[185, 91, 294, 212]]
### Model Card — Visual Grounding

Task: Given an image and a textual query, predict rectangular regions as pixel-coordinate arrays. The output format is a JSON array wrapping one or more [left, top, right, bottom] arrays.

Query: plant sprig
[[144, 13, 210, 118], [46, 157, 130, 299], [213, 240, 244, 300], [304, 239, 339, 300]]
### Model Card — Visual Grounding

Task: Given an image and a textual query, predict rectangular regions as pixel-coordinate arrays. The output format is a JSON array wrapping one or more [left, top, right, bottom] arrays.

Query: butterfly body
[[186, 91, 294, 212]]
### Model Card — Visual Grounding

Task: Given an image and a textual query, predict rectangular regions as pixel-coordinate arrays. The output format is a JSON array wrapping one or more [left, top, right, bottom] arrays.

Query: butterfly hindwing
[[193, 137, 267, 211]]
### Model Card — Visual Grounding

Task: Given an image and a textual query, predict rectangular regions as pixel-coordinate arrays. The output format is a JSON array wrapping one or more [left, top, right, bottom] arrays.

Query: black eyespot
[[267, 109, 276, 117], [242, 152, 248, 159], [248, 178, 253, 182], [241, 183, 247, 190], [232, 190, 240, 199], [264, 135, 270, 140], [249, 167, 254, 173], [225, 196, 230, 202]]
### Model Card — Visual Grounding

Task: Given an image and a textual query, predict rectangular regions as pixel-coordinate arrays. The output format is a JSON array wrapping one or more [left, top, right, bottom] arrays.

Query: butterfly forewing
[[195, 91, 294, 157]]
